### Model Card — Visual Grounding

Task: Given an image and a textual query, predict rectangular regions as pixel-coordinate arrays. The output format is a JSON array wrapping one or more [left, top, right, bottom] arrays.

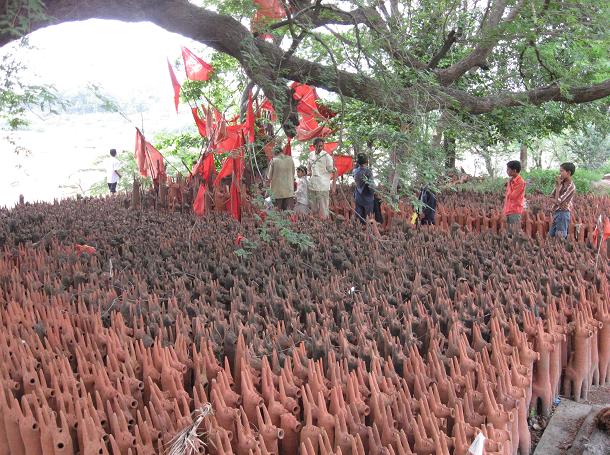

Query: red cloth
[[215, 157, 234, 185], [191, 107, 207, 137], [192, 153, 215, 181], [75, 244, 96, 255], [167, 59, 181, 113], [292, 82, 319, 116], [252, 0, 286, 31], [212, 108, 228, 145], [309, 142, 339, 154], [135, 128, 166, 180], [593, 218, 610, 245], [283, 137, 292, 156], [333, 155, 353, 177], [181, 47, 214, 81], [503, 174, 526, 215], [296, 122, 332, 141], [245, 93, 255, 144], [215, 125, 244, 153], [193, 185, 206, 216]]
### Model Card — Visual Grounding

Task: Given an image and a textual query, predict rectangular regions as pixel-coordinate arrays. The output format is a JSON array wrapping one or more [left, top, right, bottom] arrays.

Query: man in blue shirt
[[353, 154, 375, 223]]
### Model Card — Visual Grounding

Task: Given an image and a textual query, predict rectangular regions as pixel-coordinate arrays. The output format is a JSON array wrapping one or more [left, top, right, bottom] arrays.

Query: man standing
[[503, 160, 526, 232], [353, 154, 375, 223], [267, 145, 295, 210], [107, 149, 121, 194], [549, 162, 576, 239], [307, 138, 335, 219]]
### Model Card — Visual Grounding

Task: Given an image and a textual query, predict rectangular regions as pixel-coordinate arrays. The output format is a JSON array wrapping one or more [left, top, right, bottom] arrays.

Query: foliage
[[152, 131, 203, 174], [460, 164, 610, 195], [524, 165, 610, 195], [565, 126, 610, 170], [0, 44, 62, 130]]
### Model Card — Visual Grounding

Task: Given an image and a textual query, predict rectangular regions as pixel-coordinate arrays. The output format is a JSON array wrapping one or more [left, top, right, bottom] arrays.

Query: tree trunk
[[444, 133, 456, 169], [519, 143, 528, 171]]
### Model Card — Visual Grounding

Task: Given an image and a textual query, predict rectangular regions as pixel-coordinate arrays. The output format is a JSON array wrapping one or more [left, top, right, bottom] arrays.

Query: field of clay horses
[[0, 192, 608, 455]]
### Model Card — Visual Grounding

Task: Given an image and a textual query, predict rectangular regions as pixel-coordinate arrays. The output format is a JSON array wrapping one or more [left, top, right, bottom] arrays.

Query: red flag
[[193, 185, 207, 216], [75, 244, 96, 255], [191, 107, 207, 137], [215, 157, 234, 185], [192, 153, 215, 181], [167, 59, 181, 113], [297, 123, 332, 141], [252, 0, 286, 32], [593, 217, 610, 245], [245, 93, 255, 144], [283, 137, 292, 156], [333, 155, 354, 177], [135, 128, 166, 180], [181, 47, 214, 81], [309, 141, 339, 154], [215, 125, 244, 153], [292, 82, 319, 116]]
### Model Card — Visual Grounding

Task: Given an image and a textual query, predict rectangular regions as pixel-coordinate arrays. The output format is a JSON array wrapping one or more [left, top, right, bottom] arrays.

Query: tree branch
[[427, 29, 460, 69], [437, 0, 526, 85], [4, 0, 608, 122]]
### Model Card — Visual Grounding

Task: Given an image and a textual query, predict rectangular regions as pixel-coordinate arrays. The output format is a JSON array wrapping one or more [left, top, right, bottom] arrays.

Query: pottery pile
[[0, 196, 608, 455]]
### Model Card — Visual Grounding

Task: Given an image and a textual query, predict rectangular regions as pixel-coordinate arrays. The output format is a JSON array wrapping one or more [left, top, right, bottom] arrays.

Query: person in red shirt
[[503, 160, 526, 232]]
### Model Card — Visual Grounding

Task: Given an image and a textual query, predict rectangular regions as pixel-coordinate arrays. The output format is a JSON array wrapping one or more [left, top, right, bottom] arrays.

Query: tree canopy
[[2, 0, 609, 135]]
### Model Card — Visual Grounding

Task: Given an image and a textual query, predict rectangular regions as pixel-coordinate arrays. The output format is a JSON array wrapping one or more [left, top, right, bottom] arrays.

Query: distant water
[[0, 110, 194, 207]]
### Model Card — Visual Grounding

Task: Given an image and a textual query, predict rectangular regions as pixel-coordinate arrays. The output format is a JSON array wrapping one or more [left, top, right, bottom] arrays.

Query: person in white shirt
[[295, 165, 309, 214], [307, 138, 335, 219], [107, 149, 122, 194]]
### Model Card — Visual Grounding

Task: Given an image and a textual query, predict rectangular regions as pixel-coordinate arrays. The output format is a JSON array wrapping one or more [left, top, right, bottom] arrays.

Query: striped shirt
[[552, 180, 576, 212]]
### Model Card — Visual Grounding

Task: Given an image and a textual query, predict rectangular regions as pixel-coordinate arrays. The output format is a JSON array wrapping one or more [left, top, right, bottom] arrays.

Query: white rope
[[166, 403, 214, 455]]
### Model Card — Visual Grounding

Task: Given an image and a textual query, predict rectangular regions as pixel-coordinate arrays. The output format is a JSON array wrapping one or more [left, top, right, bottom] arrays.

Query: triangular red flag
[[134, 128, 166, 180], [167, 59, 181, 113], [215, 157, 234, 185], [333, 155, 354, 177], [191, 107, 207, 137], [181, 47, 214, 81], [193, 185, 206, 216], [246, 93, 255, 144]]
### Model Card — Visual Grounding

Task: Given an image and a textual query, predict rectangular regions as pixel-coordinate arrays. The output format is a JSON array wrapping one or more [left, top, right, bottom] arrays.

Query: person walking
[[503, 160, 526, 232], [549, 162, 576, 239], [307, 138, 335, 219], [353, 154, 376, 223], [107, 149, 121, 194], [267, 145, 295, 210]]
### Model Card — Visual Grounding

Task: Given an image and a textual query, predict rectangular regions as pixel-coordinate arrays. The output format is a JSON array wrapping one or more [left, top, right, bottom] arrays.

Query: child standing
[[549, 162, 576, 239], [295, 166, 309, 214]]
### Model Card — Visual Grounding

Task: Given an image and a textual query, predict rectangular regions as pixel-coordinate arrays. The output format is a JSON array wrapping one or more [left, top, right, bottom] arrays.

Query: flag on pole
[[181, 47, 214, 81], [167, 59, 181, 112]]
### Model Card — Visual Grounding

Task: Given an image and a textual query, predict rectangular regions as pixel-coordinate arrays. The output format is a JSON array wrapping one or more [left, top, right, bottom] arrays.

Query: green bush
[[524, 164, 610, 194]]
